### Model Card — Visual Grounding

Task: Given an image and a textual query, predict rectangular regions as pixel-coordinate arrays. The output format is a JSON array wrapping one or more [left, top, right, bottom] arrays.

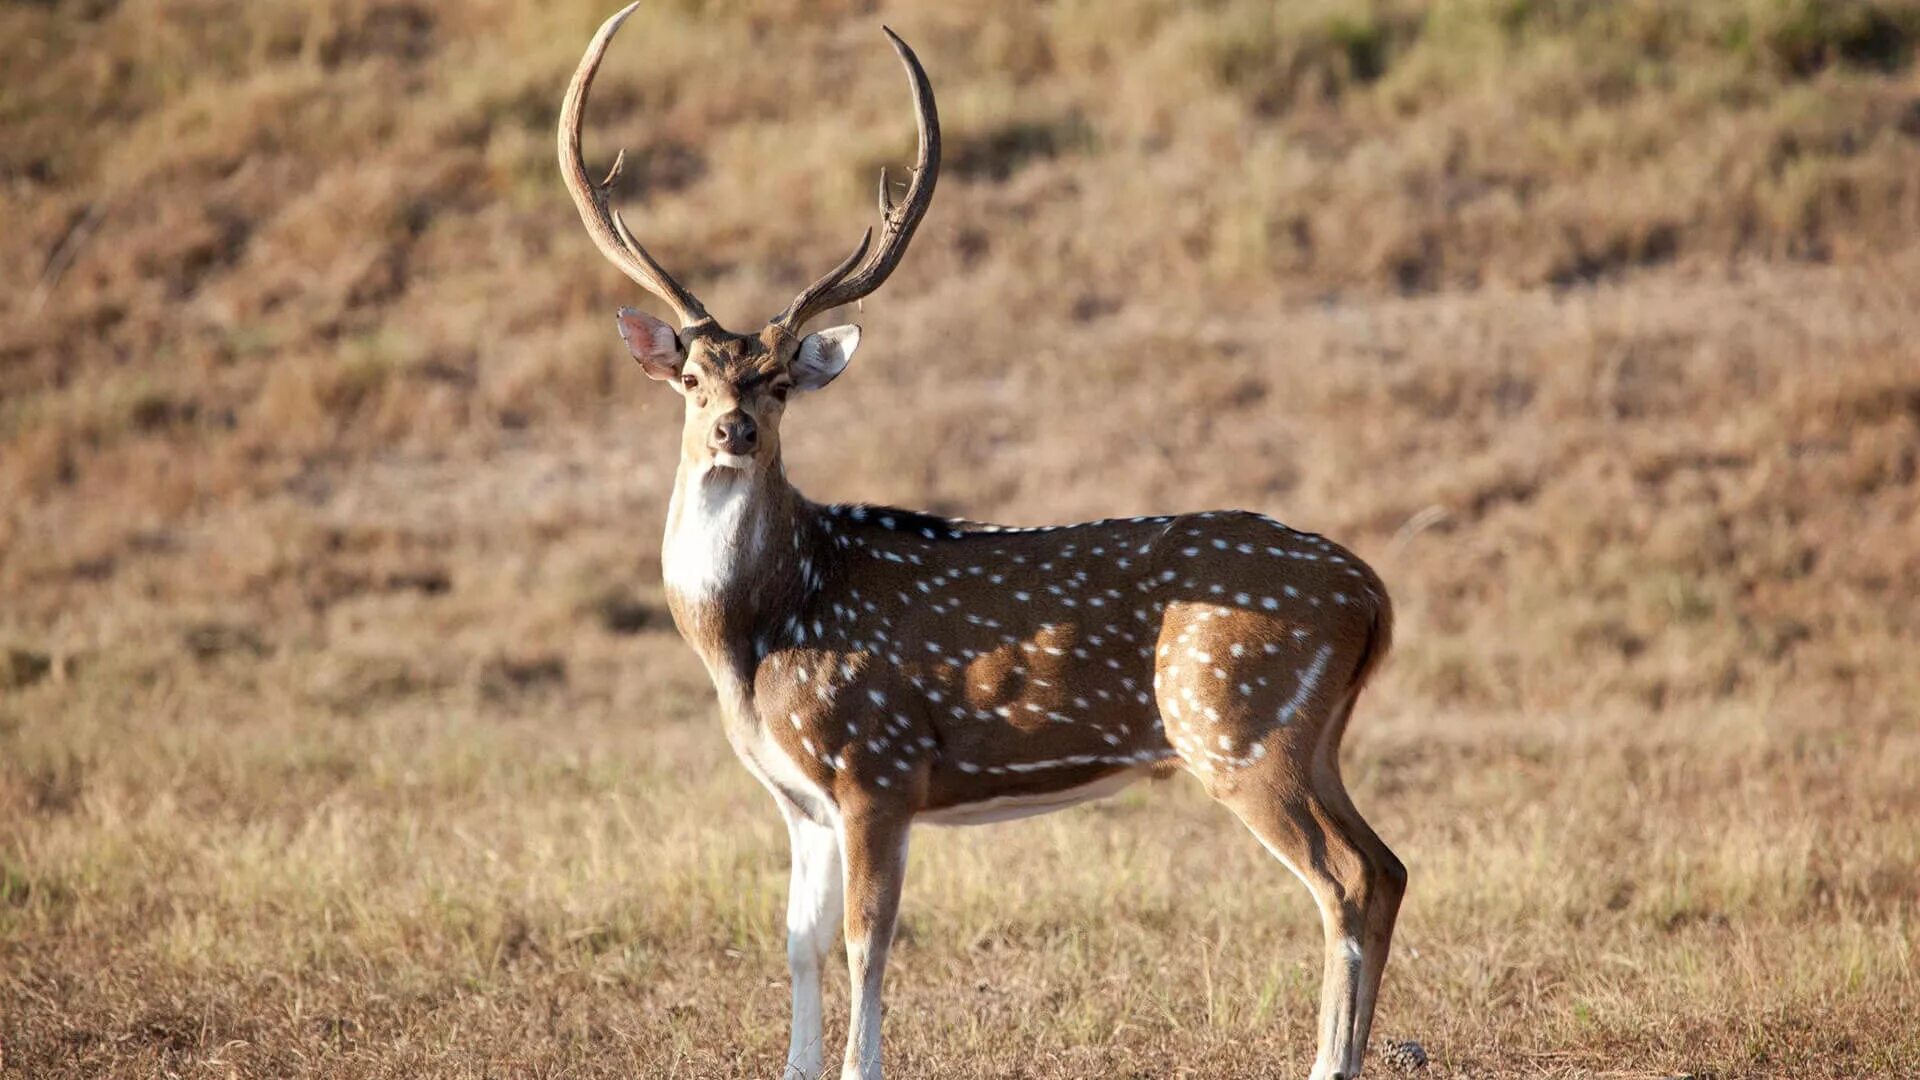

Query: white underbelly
[[915, 767, 1149, 827]]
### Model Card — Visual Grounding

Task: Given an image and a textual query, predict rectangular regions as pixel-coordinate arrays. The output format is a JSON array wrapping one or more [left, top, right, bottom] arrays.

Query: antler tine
[[776, 228, 873, 335], [558, 2, 712, 330], [773, 26, 940, 333]]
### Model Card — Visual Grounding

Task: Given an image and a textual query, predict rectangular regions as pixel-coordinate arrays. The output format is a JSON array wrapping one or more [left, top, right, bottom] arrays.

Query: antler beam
[[772, 26, 941, 334], [557, 2, 713, 330]]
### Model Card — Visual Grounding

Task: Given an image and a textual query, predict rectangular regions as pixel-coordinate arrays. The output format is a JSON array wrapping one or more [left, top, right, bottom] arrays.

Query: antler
[[772, 26, 941, 334], [558, 2, 712, 330]]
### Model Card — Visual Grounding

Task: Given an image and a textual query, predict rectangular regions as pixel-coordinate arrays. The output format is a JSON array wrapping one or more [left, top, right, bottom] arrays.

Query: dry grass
[[3, 1, 1919, 1077]]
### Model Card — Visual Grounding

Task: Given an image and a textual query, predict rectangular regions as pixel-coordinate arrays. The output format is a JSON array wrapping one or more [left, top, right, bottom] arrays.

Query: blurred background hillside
[[3, 1, 1918, 1077]]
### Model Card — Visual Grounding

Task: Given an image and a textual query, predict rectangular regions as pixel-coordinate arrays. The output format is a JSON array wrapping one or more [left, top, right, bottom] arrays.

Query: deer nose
[[710, 412, 757, 455]]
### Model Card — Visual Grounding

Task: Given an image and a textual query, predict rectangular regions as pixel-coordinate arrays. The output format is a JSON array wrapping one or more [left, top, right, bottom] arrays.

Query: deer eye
[[680, 373, 699, 391], [771, 383, 791, 402]]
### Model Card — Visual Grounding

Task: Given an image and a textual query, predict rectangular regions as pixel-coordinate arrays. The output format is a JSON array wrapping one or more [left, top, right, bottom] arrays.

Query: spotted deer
[[560, 6, 1406, 1079]]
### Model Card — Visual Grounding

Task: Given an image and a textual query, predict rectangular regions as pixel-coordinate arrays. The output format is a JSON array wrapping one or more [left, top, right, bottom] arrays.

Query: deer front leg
[[783, 808, 844, 1080], [838, 803, 912, 1080]]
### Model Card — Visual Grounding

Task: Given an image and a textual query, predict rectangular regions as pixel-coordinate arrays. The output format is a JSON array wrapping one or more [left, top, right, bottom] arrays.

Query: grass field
[[4, 1, 1919, 1076]]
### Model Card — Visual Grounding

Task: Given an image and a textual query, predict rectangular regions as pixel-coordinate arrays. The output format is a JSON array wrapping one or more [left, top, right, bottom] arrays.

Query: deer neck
[[662, 454, 820, 684]]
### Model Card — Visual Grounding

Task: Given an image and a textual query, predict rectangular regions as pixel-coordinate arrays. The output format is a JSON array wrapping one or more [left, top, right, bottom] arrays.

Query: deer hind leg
[[1311, 695, 1406, 1078], [1200, 696, 1403, 1080], [1154, 602, 1402, 1077]]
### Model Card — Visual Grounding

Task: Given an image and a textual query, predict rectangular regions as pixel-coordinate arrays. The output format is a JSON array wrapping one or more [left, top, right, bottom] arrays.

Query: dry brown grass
[[4, 1, 1919, 1077]]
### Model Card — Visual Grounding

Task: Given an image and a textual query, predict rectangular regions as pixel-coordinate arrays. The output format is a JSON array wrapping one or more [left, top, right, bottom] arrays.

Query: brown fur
[[562, 8, 1403, 1077], [657, 434, 1404, 1078]]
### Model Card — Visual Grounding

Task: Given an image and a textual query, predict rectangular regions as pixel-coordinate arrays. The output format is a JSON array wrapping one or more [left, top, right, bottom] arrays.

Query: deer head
[[558, 2, 939, 478]]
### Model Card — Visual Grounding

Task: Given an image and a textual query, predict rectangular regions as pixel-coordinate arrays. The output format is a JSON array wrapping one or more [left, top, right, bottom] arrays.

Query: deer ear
[[616, 307, 684, 381], [792, 325, 860, 392]]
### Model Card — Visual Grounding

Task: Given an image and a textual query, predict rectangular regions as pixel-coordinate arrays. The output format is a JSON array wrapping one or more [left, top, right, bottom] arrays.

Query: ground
[[3, 1, 1918, 1077]]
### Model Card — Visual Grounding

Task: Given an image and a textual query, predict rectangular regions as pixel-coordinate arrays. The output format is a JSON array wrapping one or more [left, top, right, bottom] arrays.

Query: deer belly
[[915, 766, 1150, 826]]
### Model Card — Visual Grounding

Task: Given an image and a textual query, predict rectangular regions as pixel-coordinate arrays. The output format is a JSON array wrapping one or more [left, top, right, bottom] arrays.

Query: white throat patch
[[664, 469, 762, 603]]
